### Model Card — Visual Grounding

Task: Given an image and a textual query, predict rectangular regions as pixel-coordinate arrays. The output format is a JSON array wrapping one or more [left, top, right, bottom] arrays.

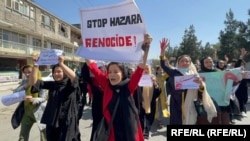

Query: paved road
[[0, 83, 167, 141]]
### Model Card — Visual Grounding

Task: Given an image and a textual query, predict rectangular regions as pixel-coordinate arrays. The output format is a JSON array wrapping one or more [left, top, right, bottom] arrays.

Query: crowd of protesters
[[10, 35, 250, 141]]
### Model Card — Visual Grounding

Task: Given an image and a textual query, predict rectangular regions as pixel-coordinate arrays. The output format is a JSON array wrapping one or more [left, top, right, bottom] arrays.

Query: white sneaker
[[241, 112, 247, 117]]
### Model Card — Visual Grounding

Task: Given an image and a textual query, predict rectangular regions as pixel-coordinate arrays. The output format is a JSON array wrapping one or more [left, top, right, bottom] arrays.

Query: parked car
[[41, 71, 54, 81]]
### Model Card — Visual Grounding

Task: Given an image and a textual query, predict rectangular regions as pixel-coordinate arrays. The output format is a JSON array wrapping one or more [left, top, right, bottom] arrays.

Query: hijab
[[175, 56, 217, 124], [200, 57, 217, 72]]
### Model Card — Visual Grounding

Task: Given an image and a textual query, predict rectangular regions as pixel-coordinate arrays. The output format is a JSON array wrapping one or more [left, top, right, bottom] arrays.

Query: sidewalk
[[0, 80, 20, 86]]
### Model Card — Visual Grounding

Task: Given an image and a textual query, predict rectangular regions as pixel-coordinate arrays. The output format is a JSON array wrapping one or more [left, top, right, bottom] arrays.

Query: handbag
[[193, 98, 207, 117], [93, 96, 120, 141]]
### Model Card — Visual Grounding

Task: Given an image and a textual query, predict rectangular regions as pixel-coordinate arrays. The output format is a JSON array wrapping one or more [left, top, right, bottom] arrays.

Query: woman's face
[[178, 56, 191, 68], [23, 67, 32, 79], [143, 66, 150, 75], [156, 67, 163, 74], [53, 66, 64, 81], [218, 61, 225, 68], [108, 64, 123, 85], [203, 57, 214, 69]]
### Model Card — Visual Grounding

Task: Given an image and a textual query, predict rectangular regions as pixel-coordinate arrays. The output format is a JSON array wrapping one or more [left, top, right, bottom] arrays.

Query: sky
[[35, 0, 250, 60]]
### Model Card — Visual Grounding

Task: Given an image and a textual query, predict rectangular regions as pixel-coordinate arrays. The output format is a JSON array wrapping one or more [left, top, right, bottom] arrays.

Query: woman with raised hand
[[85, 34, 152, 141], [137, 64, 161, 139], [30, 55, 81, 141], [159, 38, 217, 125], [11, 64, 47, 141]]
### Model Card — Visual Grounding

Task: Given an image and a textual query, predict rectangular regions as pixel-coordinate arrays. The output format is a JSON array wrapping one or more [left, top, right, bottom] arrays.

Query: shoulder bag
[[93, 95, 120, 141]]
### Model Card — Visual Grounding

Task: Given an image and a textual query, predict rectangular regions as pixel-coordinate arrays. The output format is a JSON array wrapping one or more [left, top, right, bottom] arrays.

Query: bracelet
[[159, 56, 166, 60]]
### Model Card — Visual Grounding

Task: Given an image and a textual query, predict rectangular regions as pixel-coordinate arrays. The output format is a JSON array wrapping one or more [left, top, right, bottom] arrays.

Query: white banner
[[1, 90, 25, 106], [36, 49, 64, 65], [77, 0, 147, 63]]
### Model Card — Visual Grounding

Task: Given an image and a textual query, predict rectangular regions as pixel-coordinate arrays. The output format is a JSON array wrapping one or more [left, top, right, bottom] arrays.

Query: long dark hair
[[107, 62, 127, 80]]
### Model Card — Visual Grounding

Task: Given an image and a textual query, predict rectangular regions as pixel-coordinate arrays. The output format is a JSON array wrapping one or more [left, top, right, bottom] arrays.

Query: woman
[[199, 56, 233, 124], [85, 34, 152, 141], [80, 62, 105, 141], [30, 55, 81, 141], [12, 64, 47, 141], [159, 38, 217, 125], [137, 64, 161, 139], [154, 66, 170, 128]]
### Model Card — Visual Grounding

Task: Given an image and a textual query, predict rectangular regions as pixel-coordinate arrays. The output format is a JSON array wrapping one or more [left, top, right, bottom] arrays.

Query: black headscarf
[[200, 57, 218, 72]]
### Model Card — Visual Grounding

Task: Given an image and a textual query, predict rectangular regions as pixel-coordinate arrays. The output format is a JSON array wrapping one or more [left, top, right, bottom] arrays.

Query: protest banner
[[36, 49, 64, 65], [76, 0, 147, 63], [199, 69, 242, 106]]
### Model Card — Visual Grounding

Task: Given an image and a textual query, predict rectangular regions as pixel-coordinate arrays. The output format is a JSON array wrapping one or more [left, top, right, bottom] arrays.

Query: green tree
[[218, 9, 240, 61], [200, 42, 214, 60], [178, 25, 202, 62]]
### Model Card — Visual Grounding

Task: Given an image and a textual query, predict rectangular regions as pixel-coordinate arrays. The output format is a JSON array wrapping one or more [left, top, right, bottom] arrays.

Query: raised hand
[[32, 54, 39, 65], [241, 48, 247, 57], [160, 38, 169, 51], [160, 38, 169, 56], [142, 34, 152, 52], [58, 55, 65, 64]]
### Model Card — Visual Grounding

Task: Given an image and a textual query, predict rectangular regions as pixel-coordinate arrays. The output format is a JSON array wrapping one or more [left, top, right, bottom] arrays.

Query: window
[[6, 0, 35, 21], [19, 1, 24, 14], [32, 38, 41, 47], [74, 48, 77, 54], [11, 32, 18, 42], [19, 34, 26, 44], [23, 5, 29, 16], [14, 0, 19, 11], [58, 23, 68, 37], [51, 43, 61, 50], [3, 29, 10, 40], [6, 0, 12, 8], [43, 41, 48, 48], [41, 13, 55, 31], [64, 46, 72, 53], [0, 29, 2, 40], [30, 6, 34, 19]]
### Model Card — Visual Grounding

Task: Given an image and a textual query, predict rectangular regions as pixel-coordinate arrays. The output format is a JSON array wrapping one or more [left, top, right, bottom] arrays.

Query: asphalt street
[[0, 83, 167, 141], [0, 82, 249, 141]]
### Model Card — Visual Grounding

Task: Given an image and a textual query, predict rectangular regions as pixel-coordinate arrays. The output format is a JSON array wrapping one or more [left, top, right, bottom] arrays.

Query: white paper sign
[[76, 0, 147, 63], [138, 74, 153, 86], [36, 49, 64, 65], [174, 75, 199, 90], [1, 90, 25, 106]]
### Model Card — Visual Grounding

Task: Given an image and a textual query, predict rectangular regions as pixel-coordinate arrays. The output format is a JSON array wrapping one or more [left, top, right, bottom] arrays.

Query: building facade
[[0, 0, 83, 80]]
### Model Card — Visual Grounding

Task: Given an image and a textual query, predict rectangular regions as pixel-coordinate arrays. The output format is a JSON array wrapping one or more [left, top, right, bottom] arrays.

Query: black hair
[[200, 56, 217, 72], [21, 65, 32, 72], [52, 64, 67, 79], [107, 62, 127, 80], [155, 65, 161, 75]]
